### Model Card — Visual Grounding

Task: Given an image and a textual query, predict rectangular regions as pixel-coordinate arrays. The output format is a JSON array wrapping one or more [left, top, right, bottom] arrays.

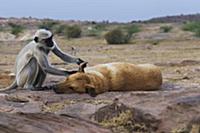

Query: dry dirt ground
[[0, 23, 199, 133]]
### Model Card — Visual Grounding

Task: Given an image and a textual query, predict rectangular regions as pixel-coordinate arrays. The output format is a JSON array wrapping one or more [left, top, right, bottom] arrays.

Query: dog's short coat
[[54, 62, 162, 96]]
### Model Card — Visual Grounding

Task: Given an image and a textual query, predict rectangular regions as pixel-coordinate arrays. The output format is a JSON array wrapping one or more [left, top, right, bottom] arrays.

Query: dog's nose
[[85, 88, 97, 97], [53, 87, 63, 94]]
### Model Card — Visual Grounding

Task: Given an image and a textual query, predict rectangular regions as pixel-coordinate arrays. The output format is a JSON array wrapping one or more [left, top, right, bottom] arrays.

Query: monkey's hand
[[66, 70, 78, 75], [76, 58, 85, 65]]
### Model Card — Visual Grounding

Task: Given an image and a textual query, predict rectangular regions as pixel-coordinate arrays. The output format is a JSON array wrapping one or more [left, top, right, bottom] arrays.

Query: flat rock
[[0, 112, 111, 133]]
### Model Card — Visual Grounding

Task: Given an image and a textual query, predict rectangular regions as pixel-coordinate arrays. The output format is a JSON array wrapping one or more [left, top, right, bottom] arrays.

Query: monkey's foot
[[29, 86, 53, 91]]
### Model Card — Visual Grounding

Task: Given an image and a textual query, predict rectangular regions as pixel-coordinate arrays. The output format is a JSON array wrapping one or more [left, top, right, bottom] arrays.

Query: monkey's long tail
[[0, 79, 18, 92]]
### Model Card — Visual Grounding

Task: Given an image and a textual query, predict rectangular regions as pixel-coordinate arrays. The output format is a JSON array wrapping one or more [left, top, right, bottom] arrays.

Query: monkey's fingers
[[67, 70, 78, 75], [77, 58, 85, 65]]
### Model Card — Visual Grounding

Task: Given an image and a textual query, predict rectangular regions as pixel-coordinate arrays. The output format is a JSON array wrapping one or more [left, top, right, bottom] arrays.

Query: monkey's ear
[[34, 37, 39, 43]]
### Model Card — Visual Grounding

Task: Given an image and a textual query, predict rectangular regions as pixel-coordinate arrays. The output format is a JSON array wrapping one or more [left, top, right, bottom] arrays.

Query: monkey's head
[[34, 29, 55, 50]]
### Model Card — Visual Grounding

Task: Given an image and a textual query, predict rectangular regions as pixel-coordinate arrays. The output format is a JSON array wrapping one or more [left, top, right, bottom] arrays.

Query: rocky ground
[[0, 22, 200, 133]]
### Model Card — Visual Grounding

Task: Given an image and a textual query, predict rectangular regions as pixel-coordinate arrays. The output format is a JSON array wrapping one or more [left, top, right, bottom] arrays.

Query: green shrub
[[64, 25, 82, 38], [126, 24, 140, 35], [183, 21, 200, 37], [160, 26, 173, 33], [8, 23, 24, 36], [54, 24, 68, 35], [104, 28, 131, 44], [183, 21, 200, 32]]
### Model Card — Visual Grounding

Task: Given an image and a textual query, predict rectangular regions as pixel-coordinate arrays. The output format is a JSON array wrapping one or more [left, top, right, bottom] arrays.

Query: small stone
[[182, 76, 190, 80], [175, 69, 181, 74]]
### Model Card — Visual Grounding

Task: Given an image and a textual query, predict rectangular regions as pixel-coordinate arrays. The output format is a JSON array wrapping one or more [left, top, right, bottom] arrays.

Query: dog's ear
[[79, 62, 88, 73], [85, 84, 96, 97]]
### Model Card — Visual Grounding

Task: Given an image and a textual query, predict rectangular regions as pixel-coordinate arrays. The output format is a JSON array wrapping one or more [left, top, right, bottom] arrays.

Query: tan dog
[[53, 62, 162, 96]]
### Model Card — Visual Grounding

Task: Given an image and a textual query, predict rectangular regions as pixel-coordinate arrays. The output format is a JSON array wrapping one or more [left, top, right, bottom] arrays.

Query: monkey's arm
[[37, 54, 70, 76], [52, 45, 84, 64]]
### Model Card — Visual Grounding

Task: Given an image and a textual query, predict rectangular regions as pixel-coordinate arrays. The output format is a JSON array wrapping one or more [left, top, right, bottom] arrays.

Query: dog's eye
[[69, 86, 74, 90]]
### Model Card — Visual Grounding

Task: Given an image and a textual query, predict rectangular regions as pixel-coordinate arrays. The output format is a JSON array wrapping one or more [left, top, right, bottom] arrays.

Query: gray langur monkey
[[1, 29, 84, 92]]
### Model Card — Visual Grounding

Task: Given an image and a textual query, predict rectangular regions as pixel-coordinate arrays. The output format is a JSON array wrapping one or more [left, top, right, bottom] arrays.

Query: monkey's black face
[[34, 34, 55, 48], [44, 35, 54, 48]]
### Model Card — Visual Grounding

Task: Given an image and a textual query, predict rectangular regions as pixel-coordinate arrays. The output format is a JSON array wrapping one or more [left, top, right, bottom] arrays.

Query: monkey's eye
[[45, 38, 54, 47]]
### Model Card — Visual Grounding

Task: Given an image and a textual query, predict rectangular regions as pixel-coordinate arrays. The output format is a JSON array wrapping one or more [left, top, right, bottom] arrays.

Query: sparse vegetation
[[125, 24, 140, 35], [54, 24, 68, 35], [183, 21, 200, 37], [86, 28, 100, 37], [104, 28, 131, 44], [39, 22, 82, 38], [42, 103, 65, 113], [38, 20, 59, 31], [160, 25, 173, 33], [85, 24, 106, 37], [64, 25, 82, 39], [8, 23, 25, 36]]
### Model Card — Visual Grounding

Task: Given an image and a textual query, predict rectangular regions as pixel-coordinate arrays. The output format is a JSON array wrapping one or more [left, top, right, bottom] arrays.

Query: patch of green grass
[[125, 24, 140, 35], [85, 27, 101, 37], [183, 21, 200, 37], [8, 23, 25, 36], [85, 24, 107, 37], [53, 24, 68, 35]]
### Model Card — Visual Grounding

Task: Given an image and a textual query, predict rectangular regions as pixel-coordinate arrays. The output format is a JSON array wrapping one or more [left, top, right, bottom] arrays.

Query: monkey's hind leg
[[17, 57, 38, 90], [32, 66, 47, 90]]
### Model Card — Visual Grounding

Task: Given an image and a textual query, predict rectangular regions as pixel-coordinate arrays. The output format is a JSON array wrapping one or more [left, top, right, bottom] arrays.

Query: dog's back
[[85, 62, 162, 91]]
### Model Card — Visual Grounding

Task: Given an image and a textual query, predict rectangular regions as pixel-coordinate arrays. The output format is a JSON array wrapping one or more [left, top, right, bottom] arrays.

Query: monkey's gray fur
[[1, 29, 84, 92]]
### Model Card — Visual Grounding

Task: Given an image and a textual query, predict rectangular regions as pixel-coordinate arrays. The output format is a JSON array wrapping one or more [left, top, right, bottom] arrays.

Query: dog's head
[[53, 62, 97, 96]]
